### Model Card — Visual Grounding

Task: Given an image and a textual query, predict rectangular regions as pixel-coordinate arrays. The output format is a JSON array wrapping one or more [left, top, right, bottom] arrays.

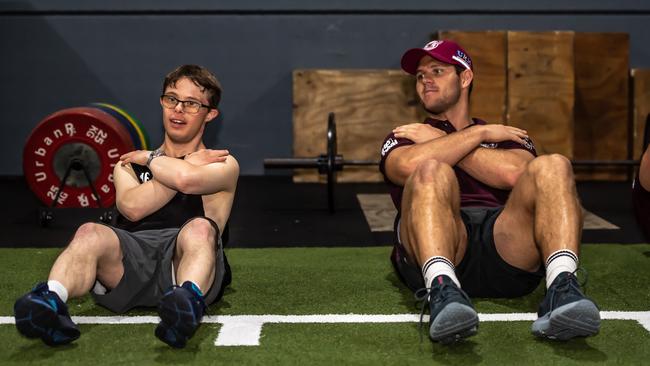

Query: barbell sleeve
[[264, 158, 322, 169]]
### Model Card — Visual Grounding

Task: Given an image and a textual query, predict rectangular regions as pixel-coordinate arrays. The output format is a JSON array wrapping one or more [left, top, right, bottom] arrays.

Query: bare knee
[[408, 159, 456, 188], [177, 218, 217, 252], [526, 154, 574, 183], [68, 222, 118, 255]]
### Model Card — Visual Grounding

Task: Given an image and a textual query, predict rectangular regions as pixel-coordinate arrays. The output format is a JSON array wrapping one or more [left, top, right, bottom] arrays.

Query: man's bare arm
[[386, 124, 528, 186], [120, 149, 237, 195], [386, 127, 482, 185], [148, 154, 239, 195], [458, 148, 534, 189], [193, 153, 240, 232], [113, 161, 177, 221]]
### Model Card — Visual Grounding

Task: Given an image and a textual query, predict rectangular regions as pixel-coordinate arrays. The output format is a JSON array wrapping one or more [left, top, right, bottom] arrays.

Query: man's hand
[[392, 123, 446, 143], [479, 124, 528, 145], [184, 149, 230, 166], [119, 150, 150, 166]]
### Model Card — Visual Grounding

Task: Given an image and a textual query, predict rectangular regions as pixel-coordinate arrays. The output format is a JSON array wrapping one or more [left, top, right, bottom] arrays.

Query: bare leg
[[174, 218, 217, 292], [399, 159, 468, 267], [494, 154, 582, 272], [494, 154, 599, 340], [48, 222, 124, 298], [399, 159, 477, 344], [15, 222, 122, 346], [155, 218, 218, 348]]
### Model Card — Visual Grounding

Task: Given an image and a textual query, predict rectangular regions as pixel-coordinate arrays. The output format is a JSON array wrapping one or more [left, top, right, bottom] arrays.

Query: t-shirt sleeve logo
[[522, 137, 535, 151], [381, 138, 399, 156], [480, 142, 498, 149]]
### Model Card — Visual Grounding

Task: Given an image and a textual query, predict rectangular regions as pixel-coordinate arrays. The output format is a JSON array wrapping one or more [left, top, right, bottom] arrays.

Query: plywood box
[[507, 31, 575, 157], [437, 31, 507, 124], [292, 69, 426, 182], [574, 33, 629, 180]]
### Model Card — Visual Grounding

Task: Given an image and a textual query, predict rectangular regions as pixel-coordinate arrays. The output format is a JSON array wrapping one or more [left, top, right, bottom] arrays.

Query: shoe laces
[[575, 267, 589, 292], [547, 268, 589, 308], [556, 268, 588, 291], [414, 287, 432, 343], [413, 283, 471, 343]]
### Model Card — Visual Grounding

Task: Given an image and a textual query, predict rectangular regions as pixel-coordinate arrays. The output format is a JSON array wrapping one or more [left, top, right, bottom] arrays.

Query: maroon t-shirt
[[379, 118, 537, 212]]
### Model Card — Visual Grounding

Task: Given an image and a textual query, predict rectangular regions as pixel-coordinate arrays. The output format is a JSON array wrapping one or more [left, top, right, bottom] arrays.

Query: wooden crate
[[574, 33, 629, 180], [292, 69, 426, 182], [507, 31, 575, 157], [437, 31, 507, 123]]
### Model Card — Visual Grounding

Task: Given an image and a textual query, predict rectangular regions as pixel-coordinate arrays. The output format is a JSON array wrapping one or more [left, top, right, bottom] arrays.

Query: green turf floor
[[1, 244, 649, 365]]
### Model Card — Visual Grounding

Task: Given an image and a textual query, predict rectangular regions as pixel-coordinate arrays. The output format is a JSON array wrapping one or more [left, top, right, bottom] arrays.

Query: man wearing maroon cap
[[379, 40, 601, 344]]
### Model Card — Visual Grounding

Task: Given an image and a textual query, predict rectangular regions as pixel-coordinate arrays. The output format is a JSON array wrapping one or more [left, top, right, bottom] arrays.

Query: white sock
[[47, 280, 69, 303], [422, 256, 460, 288], [545, 249, 579, 289]]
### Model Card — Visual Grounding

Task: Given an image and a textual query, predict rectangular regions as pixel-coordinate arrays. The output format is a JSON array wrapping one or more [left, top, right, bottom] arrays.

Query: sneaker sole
[[155, 322, 188, 348], [532, 299, 601, 340], [155, 292, 201, 348], [14, 297, 79, 346], [429, 303, 479, 344]]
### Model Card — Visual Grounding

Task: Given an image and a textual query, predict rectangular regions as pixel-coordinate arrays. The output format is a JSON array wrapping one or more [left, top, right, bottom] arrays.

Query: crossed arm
[[114, 149, 239, 221], [385, 123, 533, 189]]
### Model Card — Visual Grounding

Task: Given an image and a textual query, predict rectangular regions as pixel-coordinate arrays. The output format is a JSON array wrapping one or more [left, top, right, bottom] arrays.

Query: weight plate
[[52, 142, 102, 187], [91, 103, 144, 150], [96, 103, 150, 150], [23, 107, 135, 208]]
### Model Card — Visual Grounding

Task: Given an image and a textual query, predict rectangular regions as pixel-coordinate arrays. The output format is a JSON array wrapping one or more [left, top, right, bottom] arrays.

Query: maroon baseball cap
[[401, 40, 473, 75]]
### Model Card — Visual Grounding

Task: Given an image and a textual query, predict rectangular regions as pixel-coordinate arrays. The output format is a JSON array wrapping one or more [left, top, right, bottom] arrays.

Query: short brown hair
[[162, 64, 222, 108]]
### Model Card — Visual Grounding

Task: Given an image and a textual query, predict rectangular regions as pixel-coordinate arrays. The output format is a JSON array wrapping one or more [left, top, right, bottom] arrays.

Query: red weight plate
[[23, 107, 135, 208], [90, 103, 144, 150]]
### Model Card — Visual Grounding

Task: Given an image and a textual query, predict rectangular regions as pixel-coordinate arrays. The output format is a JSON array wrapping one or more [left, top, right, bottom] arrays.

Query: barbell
[[264, 113, 640, 213], [264, 113, 376, 213]]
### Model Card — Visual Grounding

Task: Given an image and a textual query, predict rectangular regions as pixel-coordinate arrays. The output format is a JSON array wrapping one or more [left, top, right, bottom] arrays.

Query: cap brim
[[400, 48, 431, 75]]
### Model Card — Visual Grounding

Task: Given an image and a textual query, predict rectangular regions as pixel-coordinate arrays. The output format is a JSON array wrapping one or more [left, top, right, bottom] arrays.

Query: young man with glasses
[[379, 40, 601, 344], [14, 64, 239, 348]]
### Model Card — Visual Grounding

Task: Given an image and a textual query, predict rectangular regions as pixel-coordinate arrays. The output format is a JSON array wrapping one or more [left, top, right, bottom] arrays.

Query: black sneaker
[[14, 282, 80, 346], [532, 271, 601, 340], [416, 275, 479, 344], [155, 281, 207, 348]]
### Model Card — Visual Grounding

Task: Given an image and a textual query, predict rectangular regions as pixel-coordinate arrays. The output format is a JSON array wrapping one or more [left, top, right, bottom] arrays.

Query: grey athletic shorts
[[92, 217, 230, 314]]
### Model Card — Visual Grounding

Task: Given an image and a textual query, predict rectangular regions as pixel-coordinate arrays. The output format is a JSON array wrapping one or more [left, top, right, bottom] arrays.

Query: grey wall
[[2, 1, 650, 175]]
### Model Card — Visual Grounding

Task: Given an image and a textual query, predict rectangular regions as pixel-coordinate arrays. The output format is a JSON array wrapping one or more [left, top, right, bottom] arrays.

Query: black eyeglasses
[[160, 94, 212, 114]]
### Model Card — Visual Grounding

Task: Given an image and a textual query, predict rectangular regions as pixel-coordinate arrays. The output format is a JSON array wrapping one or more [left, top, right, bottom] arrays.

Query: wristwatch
[[146, 148, 165, 167]]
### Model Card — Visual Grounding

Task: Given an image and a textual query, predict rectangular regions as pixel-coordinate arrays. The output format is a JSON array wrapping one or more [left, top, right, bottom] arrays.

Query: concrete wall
[[2, 1, 650, 175]]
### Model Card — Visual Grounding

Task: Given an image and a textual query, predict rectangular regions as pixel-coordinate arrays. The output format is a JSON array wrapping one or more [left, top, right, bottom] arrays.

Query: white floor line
[[2, 311, 649, 346]]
